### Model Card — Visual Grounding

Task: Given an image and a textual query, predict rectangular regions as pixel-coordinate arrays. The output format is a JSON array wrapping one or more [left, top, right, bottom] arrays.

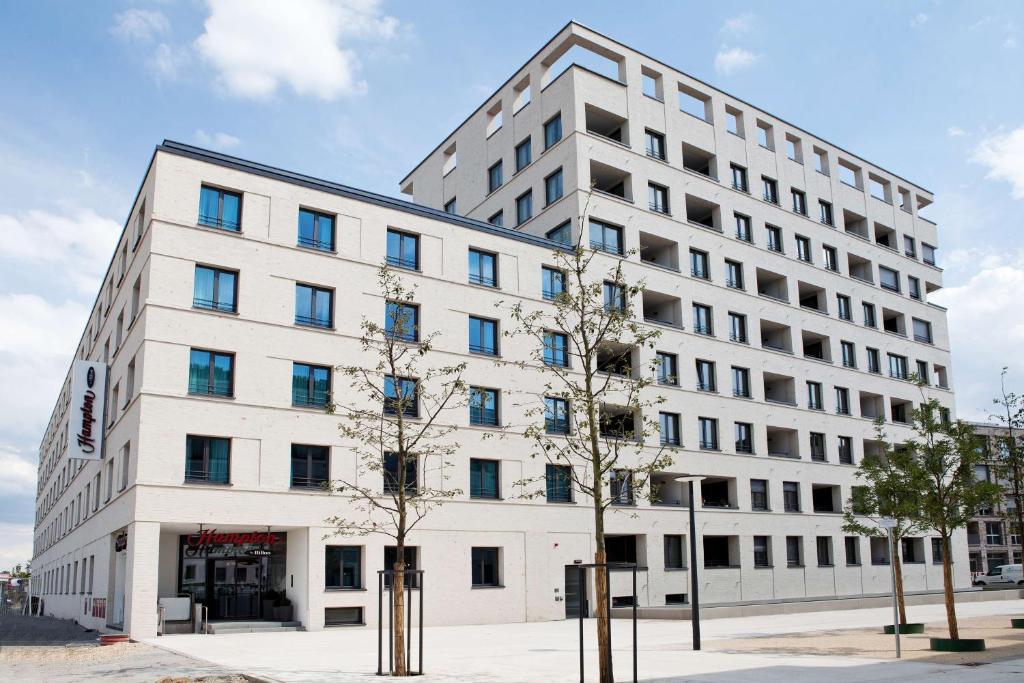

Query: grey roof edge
[[158, 140, 570, 252], [400, 20, 933, 197]]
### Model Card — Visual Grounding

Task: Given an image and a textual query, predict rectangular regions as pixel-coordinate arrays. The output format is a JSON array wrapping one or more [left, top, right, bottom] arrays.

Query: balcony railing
[[469, 273, 497, 287], [298, 235, 334, 251], [296, 314, 332, 329], [291, 476, 328, 489], [193, 297, 236, 313], [469, 407, 499, 427], [198, 213, 240, 231], [386, 255, 418, 270]]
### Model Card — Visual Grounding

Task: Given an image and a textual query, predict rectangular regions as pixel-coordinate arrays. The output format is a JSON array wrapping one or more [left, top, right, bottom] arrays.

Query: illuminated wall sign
[[68, 360, 107, 460]]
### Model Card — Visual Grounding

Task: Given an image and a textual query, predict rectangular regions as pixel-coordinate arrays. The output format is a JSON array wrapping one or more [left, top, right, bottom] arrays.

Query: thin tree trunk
[[892, 549, 907, 625], [594, 520, 613, 683], [942, 536, 958, 640], [393, 554, 407, 675]]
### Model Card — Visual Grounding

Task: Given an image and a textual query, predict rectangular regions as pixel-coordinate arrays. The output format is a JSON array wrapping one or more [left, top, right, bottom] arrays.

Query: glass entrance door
[[210, 558, 263, 620]]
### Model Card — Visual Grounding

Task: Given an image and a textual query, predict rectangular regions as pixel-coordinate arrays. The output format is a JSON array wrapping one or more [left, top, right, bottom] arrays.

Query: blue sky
[[2, 1, 1024, 570]]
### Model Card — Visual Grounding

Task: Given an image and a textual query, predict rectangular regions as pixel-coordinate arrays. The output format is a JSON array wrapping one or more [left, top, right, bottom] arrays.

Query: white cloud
[[714, 46, 760, 75], [111, 8, 169, 42], [0, 208, 121, 295], [149, 42, 191, 81], [0, 522, 33, 573], [947, 126, 966, 137], [0, 444, 38, 496], [1005, 36, 1018, 49], [910, 13, 929, 28], [194, 0, 399, 100], [0, 295, 90, 357], [194, 129, 241, 150], [972, 126, 1024, 199], [720, 13, 754, 36]]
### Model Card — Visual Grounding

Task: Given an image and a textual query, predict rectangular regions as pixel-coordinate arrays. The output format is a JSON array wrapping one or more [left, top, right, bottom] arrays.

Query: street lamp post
[[676, 475, 706, 651]]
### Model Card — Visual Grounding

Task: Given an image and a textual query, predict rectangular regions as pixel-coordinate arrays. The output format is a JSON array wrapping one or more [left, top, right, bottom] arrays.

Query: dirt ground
[[708, 614, 1024, 666]]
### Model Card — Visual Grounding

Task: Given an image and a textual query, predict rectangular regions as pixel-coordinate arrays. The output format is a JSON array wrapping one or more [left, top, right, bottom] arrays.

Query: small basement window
[[325, 606, 363, 626]]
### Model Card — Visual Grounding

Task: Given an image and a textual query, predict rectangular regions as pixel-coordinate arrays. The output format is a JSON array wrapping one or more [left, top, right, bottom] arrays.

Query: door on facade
[[210, 558, 262, 620], [564, 565, 588, 619], [110, 550, 127, 629]]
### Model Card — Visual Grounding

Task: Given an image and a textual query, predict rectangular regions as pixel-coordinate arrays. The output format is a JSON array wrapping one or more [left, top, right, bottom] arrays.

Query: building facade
[[33, 23, 965, 640], [967, 422, 1023, 576]]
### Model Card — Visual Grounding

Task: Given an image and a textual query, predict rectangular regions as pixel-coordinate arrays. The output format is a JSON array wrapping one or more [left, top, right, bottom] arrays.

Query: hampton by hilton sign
[[68, 360, 107, 460]]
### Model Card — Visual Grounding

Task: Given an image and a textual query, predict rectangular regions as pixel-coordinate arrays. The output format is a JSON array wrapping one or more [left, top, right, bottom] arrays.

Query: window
[[766, 225, 783, 252], [795, 235, 811, 262], [130, 277, 141, 322], [791, 189, 807, 215], [603, 281, 626, 313], [837, 294, 852, 320], [807, 381, 823, 410], [488, 211, 503, 227], [908, 276, 921, 300], [193, 265, 237, 312], [469, 387, 499, 426], [735, 422, 753, 454], [543, 332, 569, 367], [198, 185, 241, 231], [931, 538, 944, 564], [469, 316, 499, 355], [515, 191, 533, 225], [185, 435, 230, 484], [664, 535, 685, 569], [732, 367, 751, 398], [119, 441, 130, 490], [786, 536, 802, 567], [325, 546, 361, 589], [922, 243, 937, 266], [879, 266, 900, 292], [698, 417, 719, 450], [133, 198, 146, 246], [863, 303, 877, 328], [470, 459, 500, 499], [383, 546, 420, 589], [750, 479, 768, 510], [295, 284, 333, 328], [783, 482, 800, 512], [385, 301, 419, 342], [841, 341, 856, 368], [545, 463, 573, 502], [547, 220, 572, 245], [542, 266, 565, 301], [692, 304, 713, 335], [648, 183, 669, 214], [610, 470, 634, 505], [292, 362, 331, 408], [762, 176, 778, 204], [754, 536, 771, 568], [913, 318, 933, 344], [822, 245, 838, 272], [383, 452, 418, 493], [866, 347, 881, 374], [657, 352, 678, 386], [291, 444, 329, 489], [728, 312, 747, 343], [487, 161, 503, 193], [757, 120, 773, 148], [444, 197, 457, 214], [696, 359, 716, 392], [545, 168, 564, 205], [659, 412, 681, 446], [735, 213, 752, 241], [819, 200, 834, 226], [386, 229, 419, 270], [844, 537, 861, 565], [916, 360, 930, 384], [645, 129, 666, 160], [515, 137, 531, 172], [188, 349, 234, 397], [472, 547, 501, 587], [725, 260, 744, 289], [809, 432, 826, 462], [544, 113, 562, 150], [835, 387, 851, 414], [468, 249, 498, 287], [384, 376, 419, 417], [730, 164, 748, 192], [298, 208, 335, 251], [838, 436, 854, 465], [690, 249, 710, 279], [888, 353, 908, 380], [904, 235, 917, 258], [817, 537, 834, 567]]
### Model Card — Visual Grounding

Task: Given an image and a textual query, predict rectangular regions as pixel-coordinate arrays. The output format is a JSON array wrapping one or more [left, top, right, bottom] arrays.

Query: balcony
[[700, 476, 737, 510], [843, 209, 869, 240], [585, 103, 629, 146], [681, 142, 717, 180], [756, 268, 789, 302], [874, 222, 897, 251], [797, 281, 827, 314], [890, 398, 913, 424], [639, 231, 679, 270], [642, 290, 683, 328], [763, 371, 796, 406], [801, 330, 832, 363], [589, 160, 632, 201], [599, 404, 637, 440], [882, 308, 906, 336], [760, 319, 793, 354], [651, 473, 691, 507], [767, 426, 800, 459], [812, 484, 841, 513], [684, 194, 721, 232], [859, 391, 885, 421], [848, 253, 874, 283], [596, 342, 634, 377]]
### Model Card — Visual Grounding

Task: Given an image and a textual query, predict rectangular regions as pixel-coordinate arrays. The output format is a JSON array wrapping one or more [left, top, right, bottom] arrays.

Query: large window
[[488, 160, 503, 193], [762, 176, 778, 204], [198, 185, 241, 231], [863, 302, 877, 328], [879, 266, 900, 292], [590, 220, 623, 255], [888, 353, 909, 380], [837, 294, 852, 321], [754, 536, 771, 568], [792, 189, 807, 215], [295, 284, 333, 328], [750, 479, 768, 510], [664, 535, 685, 569], [659, 412, 680, 446], [698, 417, 719, 450], [692, 304, 713, 335], [469, 387, 499, 426], [913, 318, 933, 344], [543, 331, 569, 367], [728, 312, 747, 343], [735, 422, 753, 454], [188, 349, 234, 397], [544, 113, 562, 150], [298, 208, 335, 251], [546, 221, 571, 245], [690, 249, 710, 279], [735, 213, 752, 242], [291, 444, 329, 489], [766, 225, 783, 252], [545, 396, 570, 433], [838, 436, 854, 465], [807, 381, 823, 410], [810, 432, 826, 461], [515, 137, 532, 172], [648, 183, 669, 214], [384, 376, 418, 417], [469, 316, 499, 355], [603, 281, 626, 313], [384, 546, 419, 588], [516, 190, 533, 225], [725, 259, 744, 289], [185, 435, 230, 484], [732, 366, 751, 398], [386, 229, 419, 270], [542, 266, 565, 300], [385, 301, 419, 342], [545, 168, 564, 205], [293, 363, 331, 407], [783, 482, 800, 512], [470, 459, 500, 499], [786, 536, 802, 567], [657, 352, 678, 386], [383, 452, 417, 493], [471, 547, 501, 587], [610, 470, 634, 505], [823, 245, 838, 272], [325, 546, 361, 589], [469, 249, 498, 287], [730, 164, 748, 192], [696, 359, 716, 392], [546, 464, 573, 502], [193, 265, 237, 312], [645, 130, 666, 160]]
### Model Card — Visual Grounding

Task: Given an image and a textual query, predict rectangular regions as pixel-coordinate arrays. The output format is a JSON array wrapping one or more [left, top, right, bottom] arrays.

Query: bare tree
[[502, 217, 671, 683], [990, 367, 1024, 567], [326, 265, 467, 676]]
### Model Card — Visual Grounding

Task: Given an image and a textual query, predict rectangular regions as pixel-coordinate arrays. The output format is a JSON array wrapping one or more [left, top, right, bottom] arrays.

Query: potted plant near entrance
[[261, 589, 279, 620], [272, 592, 293, 622]]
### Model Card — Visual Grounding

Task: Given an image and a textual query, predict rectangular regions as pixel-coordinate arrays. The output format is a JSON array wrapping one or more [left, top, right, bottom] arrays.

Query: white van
[[974, 563, 1024, 586]]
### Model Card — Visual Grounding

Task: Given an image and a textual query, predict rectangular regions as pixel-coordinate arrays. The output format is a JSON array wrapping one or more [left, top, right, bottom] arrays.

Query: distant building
[[967, 422, 1023, 575]]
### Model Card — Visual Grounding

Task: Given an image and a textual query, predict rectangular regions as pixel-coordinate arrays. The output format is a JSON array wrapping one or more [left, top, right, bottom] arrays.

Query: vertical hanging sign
[[68, 360, 106, 460]]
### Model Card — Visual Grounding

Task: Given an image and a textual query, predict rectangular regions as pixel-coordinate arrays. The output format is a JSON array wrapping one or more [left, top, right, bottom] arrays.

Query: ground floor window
[[384, 546, 419, 588], [325, 606, 363, 626], [471, 547, 501, 587], [178, 531, 286, 620], [325, 546, 362, 589]]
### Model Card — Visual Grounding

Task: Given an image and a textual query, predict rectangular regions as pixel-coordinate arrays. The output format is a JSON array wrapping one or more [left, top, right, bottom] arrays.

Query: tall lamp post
[[675, 475, 705, 651]]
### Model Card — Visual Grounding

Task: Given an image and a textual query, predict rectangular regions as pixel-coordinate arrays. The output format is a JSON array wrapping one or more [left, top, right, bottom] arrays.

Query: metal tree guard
[[574, 561, 638, 683], [377, 569, 424, 676]]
